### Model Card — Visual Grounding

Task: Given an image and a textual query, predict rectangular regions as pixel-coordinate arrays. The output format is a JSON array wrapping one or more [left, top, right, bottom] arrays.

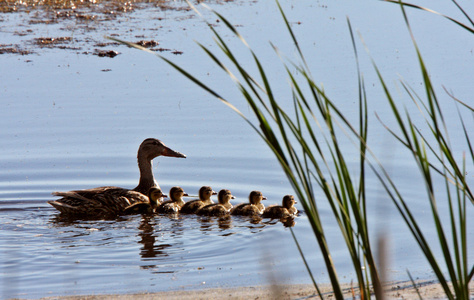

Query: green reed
[[368, 2, 474, 298], [109, 1, 473, 298]]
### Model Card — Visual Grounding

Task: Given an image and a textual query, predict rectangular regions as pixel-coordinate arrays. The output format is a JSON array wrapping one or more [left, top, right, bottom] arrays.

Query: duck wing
[[49, 186, 148, 216], [157, 201, 179, 214], [231, 203, 259, 216], [181, 199, 205, 214], [198, 203, 228, 217], [123, 202, 153, 215], [262, 205, 288, 218]]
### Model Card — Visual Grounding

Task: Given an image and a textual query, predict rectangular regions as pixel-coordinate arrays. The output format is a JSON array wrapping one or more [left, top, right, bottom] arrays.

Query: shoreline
[[41, 281, 473, 299]]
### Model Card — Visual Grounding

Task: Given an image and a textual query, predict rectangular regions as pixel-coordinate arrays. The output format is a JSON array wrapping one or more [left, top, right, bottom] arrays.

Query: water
[[1, 0, 473, 298]]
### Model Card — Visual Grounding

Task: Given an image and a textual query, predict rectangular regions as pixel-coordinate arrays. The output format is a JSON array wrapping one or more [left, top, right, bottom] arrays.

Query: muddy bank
[[41, 281, 473, 300], [0, 0, 232, 55]]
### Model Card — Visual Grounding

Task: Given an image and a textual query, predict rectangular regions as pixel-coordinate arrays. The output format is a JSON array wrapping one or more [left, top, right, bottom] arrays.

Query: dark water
[[1, 0, 473, 298]]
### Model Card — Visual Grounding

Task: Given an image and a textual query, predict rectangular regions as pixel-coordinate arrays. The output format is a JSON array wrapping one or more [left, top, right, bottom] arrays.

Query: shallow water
[[1, 0, 473, 299]]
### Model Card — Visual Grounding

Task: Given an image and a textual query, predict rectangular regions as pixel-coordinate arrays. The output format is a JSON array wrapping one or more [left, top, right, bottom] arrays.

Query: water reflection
[[197, 215, 234, 232], [136, 215, 171, 259], [49, 210, 296, 238], [0, 199, 304, 298], [47, 210, 297, 274], [50, 213, 124, 224], [262, 216, 296, 228]]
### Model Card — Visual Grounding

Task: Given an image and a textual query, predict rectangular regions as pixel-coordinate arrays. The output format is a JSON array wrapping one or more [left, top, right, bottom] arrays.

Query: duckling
[[198, 189, 235, 217], [231, 190, 267, 216], [262, 195, 298, 218], [123, 187, 166, 215], [157, 186, 188, 213], [180, 186, 216, 214]]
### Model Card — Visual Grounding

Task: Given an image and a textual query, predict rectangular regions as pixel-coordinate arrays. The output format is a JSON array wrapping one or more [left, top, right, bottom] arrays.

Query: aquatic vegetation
[[0, 0, 166, 13]]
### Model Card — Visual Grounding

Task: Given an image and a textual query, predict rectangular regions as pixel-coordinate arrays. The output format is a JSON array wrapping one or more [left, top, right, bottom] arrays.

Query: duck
[[197, 189, 235, 217], [156, 186, 188, 213], [180, 186, 216, 214], [262, 195, 298, 218], [231, 190, 266, 216], [123, 187, 166, 215], [48, 138, 186, 217]]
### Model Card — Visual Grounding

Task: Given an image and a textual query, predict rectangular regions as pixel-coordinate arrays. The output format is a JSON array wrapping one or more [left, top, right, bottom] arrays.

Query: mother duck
[[48, 138, 186, 217]]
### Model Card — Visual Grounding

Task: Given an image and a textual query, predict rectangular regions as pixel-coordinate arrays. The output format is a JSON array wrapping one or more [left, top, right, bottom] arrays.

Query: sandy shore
[[41, 281, 472, 299]]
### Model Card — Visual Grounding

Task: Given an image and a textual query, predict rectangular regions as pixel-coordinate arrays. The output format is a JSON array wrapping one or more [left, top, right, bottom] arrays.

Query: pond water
[[1, 0, 473, 298]]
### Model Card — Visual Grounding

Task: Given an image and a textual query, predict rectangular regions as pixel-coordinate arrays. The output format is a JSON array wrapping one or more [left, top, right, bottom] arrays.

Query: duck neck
[[202, 197, 213, 205], [150, 197, 160, 210], [175, 197, 185, 207], [134, 155, 158, 194], [223, 201, 233, 210]]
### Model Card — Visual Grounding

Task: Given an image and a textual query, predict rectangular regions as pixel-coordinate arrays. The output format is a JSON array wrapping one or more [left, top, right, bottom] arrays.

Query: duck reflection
[[260, 215, 296, 228], [280, 216, 296, 227], [136, 215, 185, 260], [197, 215, 234, 232], [49, 212, 121, 224], [198, 216, 213, 232], [217, 215, 232, 230], [49, 213, 131, 235], [137, 215, 159, 258]]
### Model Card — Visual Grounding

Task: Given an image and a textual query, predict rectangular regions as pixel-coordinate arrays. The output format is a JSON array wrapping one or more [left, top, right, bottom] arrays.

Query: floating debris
[[34, 37, 73, 47], [0, 44, 32, 55], [135, 40, 160, 48], [153, 48, 171, 52], [95, 50, 119, 57], [0, 0, 239, 55], [95, 42, 120, 47]]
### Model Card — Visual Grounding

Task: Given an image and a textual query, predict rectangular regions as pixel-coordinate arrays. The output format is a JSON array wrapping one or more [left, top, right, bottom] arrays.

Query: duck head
[[139, 138, 186, 161], [218, 189, 235, 205], [249, 190, 266, 205], [169, 186, 188, 204], [199, 186, 216, 201], [148, 187, 166, 209], [282, 195, 296, 209]]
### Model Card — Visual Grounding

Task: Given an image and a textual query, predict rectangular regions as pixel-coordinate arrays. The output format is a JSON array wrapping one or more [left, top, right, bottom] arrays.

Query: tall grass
[[109, 0, 473, 298], [366, 3, 474, 298]]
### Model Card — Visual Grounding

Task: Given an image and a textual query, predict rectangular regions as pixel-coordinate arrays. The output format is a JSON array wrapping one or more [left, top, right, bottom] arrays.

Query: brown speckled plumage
[[180, 186, 215, 214], [262, 195, 298, 218], [123, 187, 165, 215], [157, 186, 187, 214], [198, 189, 234, 217], [231, 190, 266, 216]]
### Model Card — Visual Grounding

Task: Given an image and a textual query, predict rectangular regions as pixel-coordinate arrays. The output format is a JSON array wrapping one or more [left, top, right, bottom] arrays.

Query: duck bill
[[212, 191, 217, 195], [162, 146, 186, 158], [162, 194, 168, 198], [262, 196, 267, 200], [183, 193, 189, 197], [231, 196, 236, 199]]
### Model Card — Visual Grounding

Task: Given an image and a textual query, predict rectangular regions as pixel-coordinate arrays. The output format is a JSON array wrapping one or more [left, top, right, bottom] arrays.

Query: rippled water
[[1, 0, 473, 299]]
